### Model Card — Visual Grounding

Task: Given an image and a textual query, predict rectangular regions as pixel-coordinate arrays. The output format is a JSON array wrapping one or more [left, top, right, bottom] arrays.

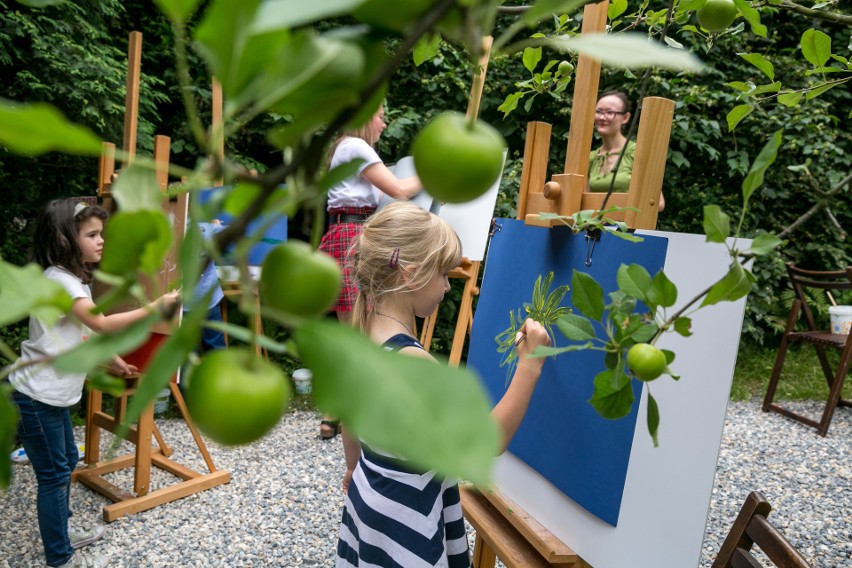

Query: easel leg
[[134, 405, 154, 496], [85, 389, 102, 464], [449, 261, 481, 367], [419, 306, 440, 352], [472, 534, 497, 568]]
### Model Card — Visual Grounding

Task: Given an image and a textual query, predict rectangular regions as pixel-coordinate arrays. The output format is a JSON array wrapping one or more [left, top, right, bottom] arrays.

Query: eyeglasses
[[594, 109, 627, 119]]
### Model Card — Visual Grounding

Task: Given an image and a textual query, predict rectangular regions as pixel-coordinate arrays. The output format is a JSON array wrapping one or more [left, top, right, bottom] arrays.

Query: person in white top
[[317, 106, 420, 439], [9, 199, 180, 568]]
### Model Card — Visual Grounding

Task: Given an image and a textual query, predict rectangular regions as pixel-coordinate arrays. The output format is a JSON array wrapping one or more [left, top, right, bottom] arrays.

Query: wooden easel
[[73, 31, 230, 522], [419, 37, 492, 366], [461, 1, 674, 566]]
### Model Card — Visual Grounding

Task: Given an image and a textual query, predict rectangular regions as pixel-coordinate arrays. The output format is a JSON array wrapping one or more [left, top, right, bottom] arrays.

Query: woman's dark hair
[[30, 199, 108, 284], [597, 90, 632, 115]]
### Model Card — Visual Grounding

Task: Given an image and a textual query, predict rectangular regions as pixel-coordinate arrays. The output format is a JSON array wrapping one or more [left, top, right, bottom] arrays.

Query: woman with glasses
[[588, 91, 665, 211]]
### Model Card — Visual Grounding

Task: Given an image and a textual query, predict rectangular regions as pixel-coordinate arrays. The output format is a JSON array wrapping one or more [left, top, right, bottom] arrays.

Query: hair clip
[[389, 247, 400, 269], [74, 202, 88, 216]]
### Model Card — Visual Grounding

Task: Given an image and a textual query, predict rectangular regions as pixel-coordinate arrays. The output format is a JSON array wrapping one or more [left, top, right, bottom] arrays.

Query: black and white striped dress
[[336, 334, 471, 568]]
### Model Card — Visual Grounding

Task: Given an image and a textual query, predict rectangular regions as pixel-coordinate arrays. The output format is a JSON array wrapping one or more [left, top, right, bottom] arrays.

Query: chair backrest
[[711, 491, 812, 568], [786, 263, 852, 332]]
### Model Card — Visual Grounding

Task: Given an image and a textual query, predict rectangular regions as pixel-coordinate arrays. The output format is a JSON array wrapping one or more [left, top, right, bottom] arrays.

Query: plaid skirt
[[319, 207, 376, 313]]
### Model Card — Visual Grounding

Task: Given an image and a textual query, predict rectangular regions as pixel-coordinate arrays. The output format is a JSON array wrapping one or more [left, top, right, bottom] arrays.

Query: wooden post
[[122, 31, 143, 167], [623, 96, 674, 230], [517, 121, 554, 225], [562, 0, 609, 179], [211, 77, 224, 186]]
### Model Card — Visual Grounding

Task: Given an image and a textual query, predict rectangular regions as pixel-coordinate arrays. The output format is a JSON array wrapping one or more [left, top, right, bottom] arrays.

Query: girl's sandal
[[320, 419, 341, 440]]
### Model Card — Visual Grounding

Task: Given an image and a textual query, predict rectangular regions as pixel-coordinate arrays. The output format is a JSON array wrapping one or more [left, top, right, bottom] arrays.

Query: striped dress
[[336, 334, 471, 568]]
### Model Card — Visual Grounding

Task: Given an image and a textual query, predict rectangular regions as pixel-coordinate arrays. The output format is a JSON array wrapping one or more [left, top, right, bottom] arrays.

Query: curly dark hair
[[30, 199, 108, 284]]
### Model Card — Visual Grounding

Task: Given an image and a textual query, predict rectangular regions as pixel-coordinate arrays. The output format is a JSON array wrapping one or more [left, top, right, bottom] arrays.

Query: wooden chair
[[762, 263, 852, 436], [711, 491, 811, 568]]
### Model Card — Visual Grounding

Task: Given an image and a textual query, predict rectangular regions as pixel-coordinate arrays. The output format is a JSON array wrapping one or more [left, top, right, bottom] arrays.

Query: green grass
[[731, 341, 852, 402]]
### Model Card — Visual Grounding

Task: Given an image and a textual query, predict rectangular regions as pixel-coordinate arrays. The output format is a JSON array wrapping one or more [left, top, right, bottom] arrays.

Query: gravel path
[[1, 401, 849, 567]]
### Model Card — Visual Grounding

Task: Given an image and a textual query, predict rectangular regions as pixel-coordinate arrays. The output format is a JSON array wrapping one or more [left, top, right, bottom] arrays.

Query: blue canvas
[[196, 186, 288, 266], [467, 219, 669, 526]]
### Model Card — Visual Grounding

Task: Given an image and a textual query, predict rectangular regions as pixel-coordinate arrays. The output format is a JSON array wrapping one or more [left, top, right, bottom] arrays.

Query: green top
[[588, 140, 635, 193]]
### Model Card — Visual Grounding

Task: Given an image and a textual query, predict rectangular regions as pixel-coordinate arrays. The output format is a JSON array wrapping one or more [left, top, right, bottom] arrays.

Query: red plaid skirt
[[319, 207, 376, 313]]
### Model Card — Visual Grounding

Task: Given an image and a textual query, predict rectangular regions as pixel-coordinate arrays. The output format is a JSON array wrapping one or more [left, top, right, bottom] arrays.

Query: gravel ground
[[1, 400, 849, 568]]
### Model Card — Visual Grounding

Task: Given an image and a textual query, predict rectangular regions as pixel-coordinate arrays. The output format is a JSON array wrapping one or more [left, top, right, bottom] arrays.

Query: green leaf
[[0, 100, 101, 156], [14, 0, 66, 5], [204, 320, 289, 354], [194, 0, 263, 95], [726, 81, 751, 92], [800, 28, 831, 68], [646, 392, 659, 448], [616, 264, 652, 303], [0, 385, 17, 489], [702, 205, 730, 243], [100, 211, 173, 277], [571, 270, 604, 320], [0, 260, 72, 328], [413, 33, 442, 66], [556, 313, 597, 341], [544, 33, 705, 73], [733, 0, 767, 37], [701, 263, 756, 307], [519, 0, 591, 27], [749, 233, 783, 256], [738, 53, 774, 81], [726, 104, 753, 132], [647, 271, 677, 308], [777, 92, 803, 107], [608, 0, 628, 19], [749, 82, 781, 96], [112, 164, 163, 213], [529, 342, 594, 358], [523, 46, 543, 72], [588, 367, 635, 420], [54, 316, 158, 374], [804, 82, 837, 100], [251, 0, 363, 31], [296, 321, 500, 484], [153, 0, 201, 22], [673, 316, 693, 337], [498, 92, 526, 117], [121, 307, 204, 436], [742, 130, 783, 206], [246, 33, 365, 121]]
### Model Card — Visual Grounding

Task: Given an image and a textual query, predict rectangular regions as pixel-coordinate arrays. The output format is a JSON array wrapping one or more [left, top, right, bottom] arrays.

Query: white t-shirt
[[10, 266, 92, 407], [326, 137, 383, 209]]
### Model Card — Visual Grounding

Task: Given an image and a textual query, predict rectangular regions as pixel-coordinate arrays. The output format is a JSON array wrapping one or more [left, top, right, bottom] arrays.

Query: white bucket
[[292, 368, 313, 395], [154, 388, 171, 415], [829, 305, 852, 335]]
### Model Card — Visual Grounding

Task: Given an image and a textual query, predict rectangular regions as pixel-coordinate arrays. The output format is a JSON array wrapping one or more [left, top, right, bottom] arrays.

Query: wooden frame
[[74, 377, 230, 522]]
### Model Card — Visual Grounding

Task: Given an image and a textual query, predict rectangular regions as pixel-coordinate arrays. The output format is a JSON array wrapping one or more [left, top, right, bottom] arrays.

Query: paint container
[[154, 388, 171, 415], [292, 368, 313, 395], [829, 305, 852, 335]]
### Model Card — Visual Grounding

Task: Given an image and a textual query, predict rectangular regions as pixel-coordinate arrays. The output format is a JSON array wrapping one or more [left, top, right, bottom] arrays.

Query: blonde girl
[[336, 201, 550, 568]]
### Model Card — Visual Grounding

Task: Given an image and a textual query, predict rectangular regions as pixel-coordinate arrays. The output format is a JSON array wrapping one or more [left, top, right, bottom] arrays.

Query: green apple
[[260, 241, 341, 318], [186, 349, 290, 446], [411, 111, 506, 204]]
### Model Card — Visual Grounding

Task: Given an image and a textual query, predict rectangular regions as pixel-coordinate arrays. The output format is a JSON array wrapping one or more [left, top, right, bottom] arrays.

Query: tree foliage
[[0, 0, 850, 488]]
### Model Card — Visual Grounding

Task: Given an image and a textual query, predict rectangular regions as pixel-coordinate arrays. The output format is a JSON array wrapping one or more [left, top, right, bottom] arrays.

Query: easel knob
[[543, 181, 562, 200]]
